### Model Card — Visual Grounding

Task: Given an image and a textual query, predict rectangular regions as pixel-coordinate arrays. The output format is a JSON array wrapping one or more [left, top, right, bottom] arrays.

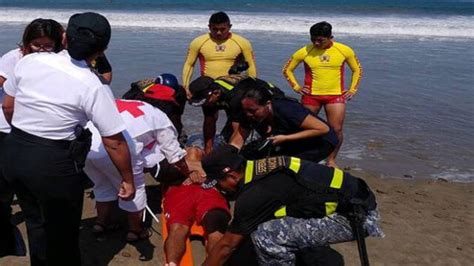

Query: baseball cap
[[66, 12, 111, 60], [143, 84, 177, 103], [201, 144, 245, 189], [189, 76, 214, 106]]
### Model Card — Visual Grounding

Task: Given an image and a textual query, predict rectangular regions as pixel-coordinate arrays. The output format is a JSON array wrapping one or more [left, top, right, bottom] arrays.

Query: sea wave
[[0, 7, 473, 38], [432, 169, 474, 183]]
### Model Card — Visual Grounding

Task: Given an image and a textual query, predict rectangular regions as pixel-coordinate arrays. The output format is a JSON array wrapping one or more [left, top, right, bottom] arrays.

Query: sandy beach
[[1, 170, 472, 266]]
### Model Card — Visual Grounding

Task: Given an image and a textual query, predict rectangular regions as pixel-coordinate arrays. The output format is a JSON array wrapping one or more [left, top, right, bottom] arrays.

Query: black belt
[[11, 127, 72, 149]]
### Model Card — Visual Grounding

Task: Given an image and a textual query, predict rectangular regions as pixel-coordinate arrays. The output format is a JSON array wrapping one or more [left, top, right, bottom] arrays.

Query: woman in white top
[[1, 13, 135, 266], [0, 18, 64, 259], [0, 18, 64, 134]]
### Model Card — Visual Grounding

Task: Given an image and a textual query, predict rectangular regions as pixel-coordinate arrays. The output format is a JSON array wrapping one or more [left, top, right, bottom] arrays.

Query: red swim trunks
[[301, 94, 346, 106], [163, 184, 230, 227]]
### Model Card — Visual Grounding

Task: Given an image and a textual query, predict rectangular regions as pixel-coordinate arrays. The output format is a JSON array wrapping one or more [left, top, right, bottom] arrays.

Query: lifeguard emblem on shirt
[[255, 156, 286, 176], [215, 44, 226, 52], [319, 54, 330, 62]]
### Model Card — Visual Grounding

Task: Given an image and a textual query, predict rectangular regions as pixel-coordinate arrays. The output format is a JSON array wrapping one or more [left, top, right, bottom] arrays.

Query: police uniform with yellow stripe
[[227, 156, 376, 236], [227, 156, 383, 264]]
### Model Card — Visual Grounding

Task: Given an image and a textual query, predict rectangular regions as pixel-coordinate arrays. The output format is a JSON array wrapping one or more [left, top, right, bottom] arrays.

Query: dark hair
[[241, 79, 273, 105], [22, 18, 64, 53], [209, 11, 230, 25], [310, 21, 332, 38]]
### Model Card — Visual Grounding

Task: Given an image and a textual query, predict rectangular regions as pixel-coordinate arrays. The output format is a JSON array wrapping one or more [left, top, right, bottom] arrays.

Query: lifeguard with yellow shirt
[[283, 21, 362, 168]]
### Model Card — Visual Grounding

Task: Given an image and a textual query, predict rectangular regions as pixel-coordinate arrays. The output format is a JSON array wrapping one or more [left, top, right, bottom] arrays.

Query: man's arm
[[100, 72, 113, 84], [203, 108, 218, 155], [282, 47, 306, 92], [153, 121, 206, 183], [228, 122, 249, 150], [94, 54, 113, 84], [202, 232, 245, 266], [344, 47, 362, 100], [239, 37, 257, 77], [102, 133, 135, 201], [182, 37, 203, 94]]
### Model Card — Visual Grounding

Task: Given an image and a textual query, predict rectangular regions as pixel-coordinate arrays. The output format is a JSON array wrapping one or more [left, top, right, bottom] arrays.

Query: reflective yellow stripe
[[325, 168, 343, 215], [325, 202, 338, 215], [330, 168, 344, 189], [244, 160, 254, 184], [266, 82, 275, 88], [142, 83, 154, 92], [274, 206, 287, 218], [289, 157, 301, 173], [214, 80, 234, 91]]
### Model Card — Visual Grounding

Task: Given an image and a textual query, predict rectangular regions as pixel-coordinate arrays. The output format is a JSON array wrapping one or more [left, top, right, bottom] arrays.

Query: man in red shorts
[[160, 146, 231, 266], [283, 21, 362, 168]]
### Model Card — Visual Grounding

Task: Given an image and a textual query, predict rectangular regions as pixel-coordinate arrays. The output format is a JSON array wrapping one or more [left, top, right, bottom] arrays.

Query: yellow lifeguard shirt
[[182, 33, 257, 89], [283, 41, 362, 95]]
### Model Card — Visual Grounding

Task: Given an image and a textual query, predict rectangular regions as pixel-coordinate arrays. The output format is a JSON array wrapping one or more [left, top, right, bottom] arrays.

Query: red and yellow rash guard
[[283, 41, 362, 96], [182, 33, 257, 89]]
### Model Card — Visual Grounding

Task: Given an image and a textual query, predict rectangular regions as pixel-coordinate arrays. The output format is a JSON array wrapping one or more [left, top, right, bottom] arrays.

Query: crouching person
[[85, 98, 197, 242], [201, 145, 384, 265]]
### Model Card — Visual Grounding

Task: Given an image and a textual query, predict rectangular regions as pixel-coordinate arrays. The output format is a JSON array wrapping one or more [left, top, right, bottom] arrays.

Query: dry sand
[[1, 171, 473, 266]]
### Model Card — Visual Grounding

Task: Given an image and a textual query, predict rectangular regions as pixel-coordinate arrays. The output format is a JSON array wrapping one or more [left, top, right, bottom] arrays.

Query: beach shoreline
[[1, 171, 472, 266]]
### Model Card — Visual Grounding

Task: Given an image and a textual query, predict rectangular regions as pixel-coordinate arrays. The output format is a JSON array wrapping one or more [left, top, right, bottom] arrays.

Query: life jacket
[[242, 156, 377, 219]]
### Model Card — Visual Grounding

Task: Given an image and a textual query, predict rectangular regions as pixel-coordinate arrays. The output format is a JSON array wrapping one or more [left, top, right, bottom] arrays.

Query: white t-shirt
[[117, 99, 186, 166], [0, 48, 22, 133], [3, 50, 125, 140], [88, 99, 186, 171]]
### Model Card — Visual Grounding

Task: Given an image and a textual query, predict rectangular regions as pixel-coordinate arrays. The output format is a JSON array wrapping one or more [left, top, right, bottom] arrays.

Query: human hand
[[204, 145, 213, 156], [300, 85, 311, 95], [343, 90, 356, 101], [118, 180, 136, 201], [185, 88, 193, 101], [267, 135, 288, 145], [182, 170, 207, 185]]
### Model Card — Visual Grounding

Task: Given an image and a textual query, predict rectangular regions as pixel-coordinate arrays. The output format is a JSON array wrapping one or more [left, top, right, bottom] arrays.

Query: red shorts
[[163, 184, 230, 227], [301, 94, 346, 106]]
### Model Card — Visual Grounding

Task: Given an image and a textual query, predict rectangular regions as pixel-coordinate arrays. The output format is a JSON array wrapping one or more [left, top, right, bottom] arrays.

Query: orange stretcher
[[161, 214, 205, 266]]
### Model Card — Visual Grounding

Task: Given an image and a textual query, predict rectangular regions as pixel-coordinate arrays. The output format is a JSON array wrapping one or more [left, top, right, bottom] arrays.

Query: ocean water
[[0, 0, 473, 182]]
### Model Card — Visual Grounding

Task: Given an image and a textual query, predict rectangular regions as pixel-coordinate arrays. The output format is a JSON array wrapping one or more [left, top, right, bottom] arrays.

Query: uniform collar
[[66, 50, 89, 68]]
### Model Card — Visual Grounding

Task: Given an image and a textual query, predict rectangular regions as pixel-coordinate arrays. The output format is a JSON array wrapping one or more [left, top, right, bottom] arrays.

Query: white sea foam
[[0, 7, 473, 38], [432, 169, 474, 183]]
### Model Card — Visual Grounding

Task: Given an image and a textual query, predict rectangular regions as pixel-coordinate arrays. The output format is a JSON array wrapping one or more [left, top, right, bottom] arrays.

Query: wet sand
[[1, 171, 473, 266]]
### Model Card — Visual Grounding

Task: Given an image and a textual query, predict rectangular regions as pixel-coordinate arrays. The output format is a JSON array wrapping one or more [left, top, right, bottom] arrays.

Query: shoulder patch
[[254, 156, 287, 176]]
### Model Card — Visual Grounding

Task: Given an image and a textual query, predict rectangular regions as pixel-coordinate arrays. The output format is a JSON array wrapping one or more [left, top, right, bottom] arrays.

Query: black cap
[[201, 144, 244, 189], [189, 76, 214, 106], [67, 12, 111, 60]]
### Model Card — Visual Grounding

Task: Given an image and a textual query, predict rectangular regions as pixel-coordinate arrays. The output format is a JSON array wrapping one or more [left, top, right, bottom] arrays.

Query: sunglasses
[[29, 43, 55, 52]]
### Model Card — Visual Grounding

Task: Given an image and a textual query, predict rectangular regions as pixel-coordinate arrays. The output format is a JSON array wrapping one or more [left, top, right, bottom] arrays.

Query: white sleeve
[[155, 125, 186, 164], [83, 85, 126, 137], [0, 50, 19, 80]]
